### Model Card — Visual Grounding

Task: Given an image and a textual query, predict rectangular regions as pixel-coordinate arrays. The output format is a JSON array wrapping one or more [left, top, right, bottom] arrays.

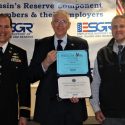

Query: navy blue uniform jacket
[[0, 43, 30, 125]]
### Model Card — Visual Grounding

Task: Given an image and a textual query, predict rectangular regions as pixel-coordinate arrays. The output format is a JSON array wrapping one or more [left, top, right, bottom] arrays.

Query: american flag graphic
[[77, 23, 82, 32], [116, 0, 125, 15], [77, 22, 89, 32]]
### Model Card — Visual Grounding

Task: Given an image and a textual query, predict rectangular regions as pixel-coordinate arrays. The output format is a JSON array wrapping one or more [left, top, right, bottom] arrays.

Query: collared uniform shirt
[[0, 41, 8, 53]]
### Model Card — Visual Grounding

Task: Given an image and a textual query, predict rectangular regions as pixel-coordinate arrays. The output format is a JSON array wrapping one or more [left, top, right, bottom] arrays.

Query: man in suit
[[29, 10, 91, 125], [0, 14, 30, 125]]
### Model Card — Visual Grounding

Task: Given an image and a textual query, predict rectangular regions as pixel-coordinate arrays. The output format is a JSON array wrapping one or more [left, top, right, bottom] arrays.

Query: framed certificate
[[57, 50, 88, 75], [58, 76, 91, 98]]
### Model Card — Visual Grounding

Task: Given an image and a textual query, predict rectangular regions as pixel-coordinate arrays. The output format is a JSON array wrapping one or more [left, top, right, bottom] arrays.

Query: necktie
[[57, 40, 63, 51], [0, 47, 3, 57], [0, 47, 3, 53], [118, 45, 123, 72], [0, 47, 3, 59]]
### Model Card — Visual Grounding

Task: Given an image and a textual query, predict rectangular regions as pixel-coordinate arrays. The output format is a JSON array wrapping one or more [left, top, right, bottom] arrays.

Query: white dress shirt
[[54, 35, 67, 50], [1, 42, 8, 53]]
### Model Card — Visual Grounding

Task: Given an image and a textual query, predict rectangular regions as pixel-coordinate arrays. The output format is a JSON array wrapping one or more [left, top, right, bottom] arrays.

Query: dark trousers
[[102, 118, 125, 125], [40, 99, 84, 125]]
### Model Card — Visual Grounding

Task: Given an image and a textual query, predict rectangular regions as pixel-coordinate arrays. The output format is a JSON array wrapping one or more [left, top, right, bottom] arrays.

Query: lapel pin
[[9, 51, 12, 53], [13, 53, 18, 56]]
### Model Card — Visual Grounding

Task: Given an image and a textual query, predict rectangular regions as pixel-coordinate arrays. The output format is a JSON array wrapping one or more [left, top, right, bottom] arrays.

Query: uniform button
[[0, 65, 2, 68], [0, 72, 2, 75]]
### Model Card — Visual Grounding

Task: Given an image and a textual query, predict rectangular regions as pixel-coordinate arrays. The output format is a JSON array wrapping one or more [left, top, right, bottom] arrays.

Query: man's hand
[[95, 110, 105, 124], [42, 50, 56, 70], [70, 97, 79, 103], [18, 117, 28, 125]]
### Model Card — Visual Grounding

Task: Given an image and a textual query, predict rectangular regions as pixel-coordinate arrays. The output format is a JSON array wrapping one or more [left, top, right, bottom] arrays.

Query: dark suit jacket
[[0, 42, 30, 125], [29, 35, 91, 124]]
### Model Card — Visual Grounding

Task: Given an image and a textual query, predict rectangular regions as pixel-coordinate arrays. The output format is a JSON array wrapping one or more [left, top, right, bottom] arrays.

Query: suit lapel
[[47, 36, 56, 68], [0, 43, 15, 86], [64, 36, 76, 50], [4, 43, 14, 61], [4, 43, 21, 65], [48, 36, 55, 51]]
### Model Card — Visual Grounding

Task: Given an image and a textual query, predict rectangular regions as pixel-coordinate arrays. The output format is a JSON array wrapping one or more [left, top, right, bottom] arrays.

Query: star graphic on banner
[[77, 23, 82, 32]]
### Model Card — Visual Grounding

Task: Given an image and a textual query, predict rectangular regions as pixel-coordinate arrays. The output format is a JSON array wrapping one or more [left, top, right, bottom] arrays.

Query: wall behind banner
[[0, 0, 116, 118]]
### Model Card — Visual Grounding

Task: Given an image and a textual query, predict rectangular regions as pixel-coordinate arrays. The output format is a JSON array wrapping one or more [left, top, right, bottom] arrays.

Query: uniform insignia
[[11, 53, 21, 63], [9, 51, 12, 53], [13, 53, 18, 55]]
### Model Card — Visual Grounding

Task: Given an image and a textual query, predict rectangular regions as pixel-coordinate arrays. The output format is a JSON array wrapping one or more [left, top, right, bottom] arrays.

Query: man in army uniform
[[0, 13, 30, 125]]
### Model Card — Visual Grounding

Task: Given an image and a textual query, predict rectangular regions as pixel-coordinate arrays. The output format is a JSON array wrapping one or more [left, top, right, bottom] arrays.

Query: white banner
[[0, 0, 116, 66]]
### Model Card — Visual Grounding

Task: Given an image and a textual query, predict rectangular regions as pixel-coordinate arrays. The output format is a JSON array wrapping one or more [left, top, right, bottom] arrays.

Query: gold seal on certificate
[[57, 50, 91, 98]]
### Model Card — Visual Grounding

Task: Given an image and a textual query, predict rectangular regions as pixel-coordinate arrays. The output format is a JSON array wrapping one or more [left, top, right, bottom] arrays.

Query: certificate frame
[[58, 76, 91, 98], [57, 50, 89, 76]]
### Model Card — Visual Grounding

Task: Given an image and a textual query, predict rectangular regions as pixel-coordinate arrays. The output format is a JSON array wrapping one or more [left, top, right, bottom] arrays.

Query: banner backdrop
[[0, 0, 116, 67]]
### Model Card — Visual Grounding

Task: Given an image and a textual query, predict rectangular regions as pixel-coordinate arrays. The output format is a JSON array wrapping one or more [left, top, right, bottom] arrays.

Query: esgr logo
[[77, 22, 111, 32], [12, 23, 33, 33]]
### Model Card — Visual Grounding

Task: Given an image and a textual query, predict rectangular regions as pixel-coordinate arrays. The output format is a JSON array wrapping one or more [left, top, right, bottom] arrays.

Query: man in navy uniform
[[0, 14, 30, 125]]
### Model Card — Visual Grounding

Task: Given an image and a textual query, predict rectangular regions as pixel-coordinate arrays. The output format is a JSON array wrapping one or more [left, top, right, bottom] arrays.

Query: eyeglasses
[[53, 20, 68, 25]]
